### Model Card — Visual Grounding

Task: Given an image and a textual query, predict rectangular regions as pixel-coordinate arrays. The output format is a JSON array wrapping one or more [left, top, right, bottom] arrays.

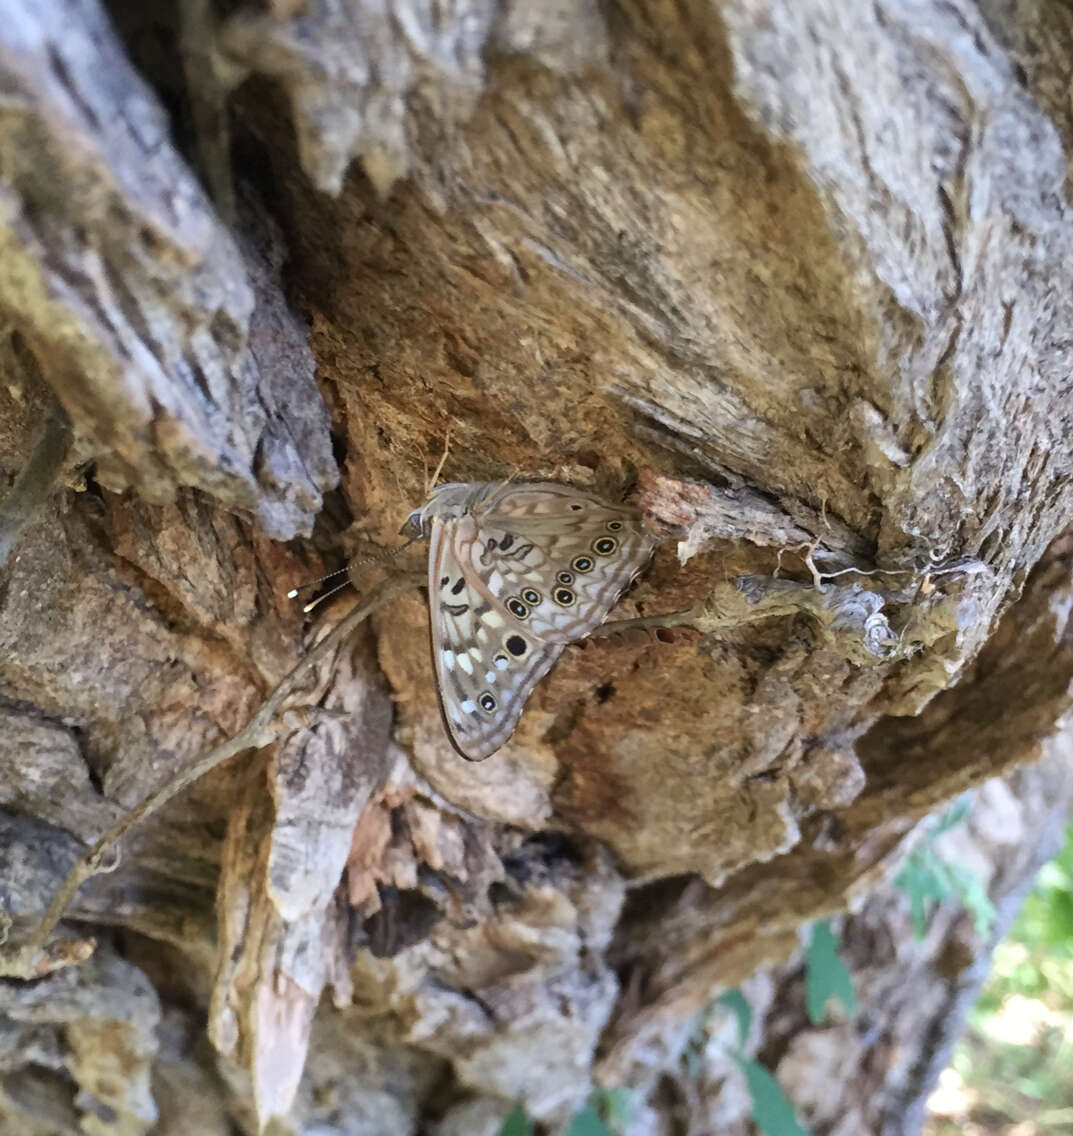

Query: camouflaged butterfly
[[402, 481, 656, 760]]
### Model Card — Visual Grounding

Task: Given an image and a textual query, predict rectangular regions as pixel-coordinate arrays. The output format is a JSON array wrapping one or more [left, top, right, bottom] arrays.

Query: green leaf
[[497, 1104, 533, 1136], [1012, 829, 1073, 946], [933, 796, 973, 835], [805, 920, 858, 1024], [592, 1087, 634, 1129], [894, 855, 941, 939], [735, 1056, 812, 1136], [893, 805, 994, 941], [1044, 889, 1073, 943], [565, 1103, 615, 1136], [945, 861, 997, 937], [717, 988, 753, 1048]]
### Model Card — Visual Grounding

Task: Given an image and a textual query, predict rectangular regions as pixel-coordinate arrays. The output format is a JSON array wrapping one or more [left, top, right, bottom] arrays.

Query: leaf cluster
[[894, 798, 996, 941]]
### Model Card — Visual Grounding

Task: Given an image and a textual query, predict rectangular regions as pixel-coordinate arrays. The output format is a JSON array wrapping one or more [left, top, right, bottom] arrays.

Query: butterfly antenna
[[301, 579, 353, 614], [286, 566, 350, 600]]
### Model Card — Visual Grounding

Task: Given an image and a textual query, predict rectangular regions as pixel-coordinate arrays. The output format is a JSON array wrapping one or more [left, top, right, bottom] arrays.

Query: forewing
[[464, 482, 656, 644], [427, 517, 564, 761]]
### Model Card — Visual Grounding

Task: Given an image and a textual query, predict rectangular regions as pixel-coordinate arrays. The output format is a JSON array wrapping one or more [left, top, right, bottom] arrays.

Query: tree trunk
[[1, 1, 1072, 1133]]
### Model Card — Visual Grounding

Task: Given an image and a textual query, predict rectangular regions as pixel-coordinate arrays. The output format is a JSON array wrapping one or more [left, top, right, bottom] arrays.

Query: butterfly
[[402, 481, 657, 761]]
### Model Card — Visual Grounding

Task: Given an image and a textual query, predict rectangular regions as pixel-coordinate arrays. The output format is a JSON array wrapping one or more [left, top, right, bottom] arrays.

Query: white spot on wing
[[495, 657, 509, 670], [460, 699, 477, 713], [442, 650, 455, 670], [458, 654, 474, 675], [484, 610, 505, 628], [485, 671, 497, 683]]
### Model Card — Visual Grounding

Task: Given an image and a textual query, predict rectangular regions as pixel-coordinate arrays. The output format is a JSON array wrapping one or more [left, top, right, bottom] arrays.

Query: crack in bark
[[0, 398, 72, 569]]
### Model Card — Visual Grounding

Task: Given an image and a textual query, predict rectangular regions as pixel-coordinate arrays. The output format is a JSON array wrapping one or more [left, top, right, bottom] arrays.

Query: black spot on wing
[[498, 541, 534, 561]]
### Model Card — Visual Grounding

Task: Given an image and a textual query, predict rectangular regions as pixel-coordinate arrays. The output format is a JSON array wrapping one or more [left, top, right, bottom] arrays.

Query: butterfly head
[[400, 482, 491, 539]]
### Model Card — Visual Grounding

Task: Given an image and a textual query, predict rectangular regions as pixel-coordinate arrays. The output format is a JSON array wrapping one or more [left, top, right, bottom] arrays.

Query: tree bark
[[1, 1, 1072, 1133]]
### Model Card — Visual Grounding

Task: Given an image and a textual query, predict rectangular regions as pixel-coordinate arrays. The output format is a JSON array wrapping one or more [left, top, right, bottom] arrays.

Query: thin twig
[[1, 571, 419, 978], [424, 427, 451, 496], [592, 574, 906, 662], [0, 399, 72, 568], [591, 605, 703, 637]]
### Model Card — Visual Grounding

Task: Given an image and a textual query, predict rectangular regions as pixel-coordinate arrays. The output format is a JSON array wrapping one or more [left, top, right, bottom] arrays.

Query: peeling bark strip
[[210, 634, 393, 1127], [218, 0, 611, 195], [3, 1, 1073, 1134], [0, 0, 337, 538]]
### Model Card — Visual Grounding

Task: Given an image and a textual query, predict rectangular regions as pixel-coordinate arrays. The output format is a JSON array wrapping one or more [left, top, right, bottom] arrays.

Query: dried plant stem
[[592, 580, 758, 639], [2, 570, 913, 978], [593, 605, 704, 637], [1, 571, 419, 979], [594, 575, 905, 662]]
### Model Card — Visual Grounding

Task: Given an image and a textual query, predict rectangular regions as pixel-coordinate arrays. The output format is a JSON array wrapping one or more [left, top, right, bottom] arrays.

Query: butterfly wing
[[427, 514, 565, 761], [464, 482, 656, 644]]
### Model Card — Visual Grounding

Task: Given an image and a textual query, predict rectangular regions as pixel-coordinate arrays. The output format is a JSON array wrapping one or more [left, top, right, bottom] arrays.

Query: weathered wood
[[0, 0, 337, 538], [2, 1, 1073, 1133]]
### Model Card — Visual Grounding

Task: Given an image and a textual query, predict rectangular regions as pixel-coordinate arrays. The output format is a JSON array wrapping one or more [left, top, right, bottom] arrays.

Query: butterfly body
[[404, 481, 656, 761]]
